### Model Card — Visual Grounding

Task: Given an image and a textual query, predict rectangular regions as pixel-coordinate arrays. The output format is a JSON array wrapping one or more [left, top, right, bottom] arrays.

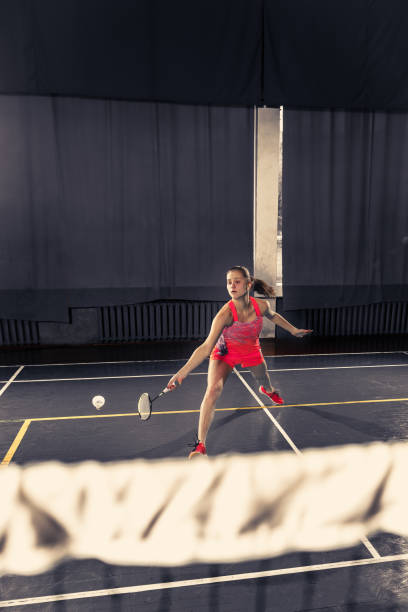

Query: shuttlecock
[[92, 395, 105, 410]]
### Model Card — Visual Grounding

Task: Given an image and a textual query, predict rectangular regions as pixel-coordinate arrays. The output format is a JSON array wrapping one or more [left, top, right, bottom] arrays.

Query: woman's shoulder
[[253, 297, 268, 315], [218, 300, 231, 311], [216, 301, 234, 323]]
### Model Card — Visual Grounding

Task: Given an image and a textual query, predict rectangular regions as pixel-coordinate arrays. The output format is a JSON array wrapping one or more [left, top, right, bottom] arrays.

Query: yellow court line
[[31, 410, 199, 422], [283, 397, 408, 408], [0, 396, 408, 425], [1, 419, 31, 465]]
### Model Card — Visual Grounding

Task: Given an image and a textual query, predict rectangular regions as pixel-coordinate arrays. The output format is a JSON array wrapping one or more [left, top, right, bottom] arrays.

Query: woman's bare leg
[[247, 360, 274, 392], [198, 359, 232, 445]]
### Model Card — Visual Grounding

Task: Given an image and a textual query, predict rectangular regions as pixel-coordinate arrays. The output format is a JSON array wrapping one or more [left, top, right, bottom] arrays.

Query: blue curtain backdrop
[[282, 108, 408, 310], [0, 0, 263, 106], [0, 96, 254, 321], [2, 1, 408, 320], [2, 0, 408, 110], [264, 0, 408, 110]]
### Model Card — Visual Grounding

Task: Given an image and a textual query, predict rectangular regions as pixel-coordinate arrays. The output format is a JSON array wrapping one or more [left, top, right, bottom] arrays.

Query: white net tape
[[1, 440, 408, 575]]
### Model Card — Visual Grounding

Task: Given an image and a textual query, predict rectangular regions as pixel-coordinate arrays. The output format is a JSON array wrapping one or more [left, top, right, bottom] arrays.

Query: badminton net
[[1, 440, 408, 575]]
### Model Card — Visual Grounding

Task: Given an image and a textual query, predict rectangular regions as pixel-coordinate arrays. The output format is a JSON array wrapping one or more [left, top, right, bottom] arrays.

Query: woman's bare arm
[[167, 305, 232, 388], [261, 300, 312, 337]]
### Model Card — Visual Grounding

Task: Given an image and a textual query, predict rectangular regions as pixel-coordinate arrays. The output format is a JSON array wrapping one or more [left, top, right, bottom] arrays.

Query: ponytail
[[228, 265, 275, 298], [251, 277, 275, 298]]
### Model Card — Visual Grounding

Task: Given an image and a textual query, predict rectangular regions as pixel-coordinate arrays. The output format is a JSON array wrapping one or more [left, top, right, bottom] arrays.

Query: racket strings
[[137, 392, 152, 421]]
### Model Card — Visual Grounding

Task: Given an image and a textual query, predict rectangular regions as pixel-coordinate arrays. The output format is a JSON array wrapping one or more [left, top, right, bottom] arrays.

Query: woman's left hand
[[293, 328, 313, 338]]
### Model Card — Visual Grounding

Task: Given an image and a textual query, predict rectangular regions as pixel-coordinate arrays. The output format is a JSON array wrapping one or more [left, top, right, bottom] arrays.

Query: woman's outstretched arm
[[166, 305, 232, 388], [262, 301, 312, 337]]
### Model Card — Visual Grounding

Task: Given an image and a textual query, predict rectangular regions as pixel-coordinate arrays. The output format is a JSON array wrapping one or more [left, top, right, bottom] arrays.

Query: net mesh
[[1, 440, 408, 576]]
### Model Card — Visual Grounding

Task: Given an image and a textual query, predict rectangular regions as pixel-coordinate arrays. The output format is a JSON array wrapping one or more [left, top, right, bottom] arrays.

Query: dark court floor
[[1, 335, 408, 611]]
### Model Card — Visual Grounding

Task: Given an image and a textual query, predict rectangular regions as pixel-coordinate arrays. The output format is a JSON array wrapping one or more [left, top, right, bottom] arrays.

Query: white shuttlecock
[[92, 395, 105, 410]]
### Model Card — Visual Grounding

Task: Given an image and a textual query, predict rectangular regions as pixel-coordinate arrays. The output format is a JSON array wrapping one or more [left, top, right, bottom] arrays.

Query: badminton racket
[[137, 383, 176, 421]]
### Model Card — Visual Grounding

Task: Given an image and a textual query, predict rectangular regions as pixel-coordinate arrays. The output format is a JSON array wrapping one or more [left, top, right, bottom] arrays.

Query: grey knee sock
[[248, 363, 273, 391]]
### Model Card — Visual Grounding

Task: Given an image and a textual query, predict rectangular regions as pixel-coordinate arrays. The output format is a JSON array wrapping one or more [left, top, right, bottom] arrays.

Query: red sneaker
[[188, 440, 207, 459], [259, 385, 284, 405]]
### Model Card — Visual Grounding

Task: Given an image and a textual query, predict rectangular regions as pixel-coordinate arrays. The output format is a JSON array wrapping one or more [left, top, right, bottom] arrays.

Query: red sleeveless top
[[215, 296, 263, 355]]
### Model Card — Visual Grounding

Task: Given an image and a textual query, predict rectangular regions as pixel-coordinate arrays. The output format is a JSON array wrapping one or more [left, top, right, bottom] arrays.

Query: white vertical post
[[253, 107, 281, 338]]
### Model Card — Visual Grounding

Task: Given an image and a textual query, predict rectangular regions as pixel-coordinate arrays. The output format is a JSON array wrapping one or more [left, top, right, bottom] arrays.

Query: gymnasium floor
[[1, 339, 408, 611]]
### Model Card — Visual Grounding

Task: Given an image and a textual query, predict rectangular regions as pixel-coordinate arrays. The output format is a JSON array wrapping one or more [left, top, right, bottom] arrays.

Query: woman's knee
[[205, 380, 223, 400]]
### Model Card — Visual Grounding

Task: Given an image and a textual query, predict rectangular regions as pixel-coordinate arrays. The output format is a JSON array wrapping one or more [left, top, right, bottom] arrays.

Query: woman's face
[[226, 270, 250, 299]]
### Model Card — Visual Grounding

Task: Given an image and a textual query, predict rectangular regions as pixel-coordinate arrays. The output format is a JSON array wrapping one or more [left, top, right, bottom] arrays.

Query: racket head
[[138, 392, 152, 421]]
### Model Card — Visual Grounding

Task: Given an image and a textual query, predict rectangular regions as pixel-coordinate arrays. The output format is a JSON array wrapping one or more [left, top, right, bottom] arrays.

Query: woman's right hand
[[167, 371, 185, 390]]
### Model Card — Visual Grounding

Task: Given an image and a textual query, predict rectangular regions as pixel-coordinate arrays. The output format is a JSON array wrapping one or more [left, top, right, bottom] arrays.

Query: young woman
[[167, 266, 312, 458]]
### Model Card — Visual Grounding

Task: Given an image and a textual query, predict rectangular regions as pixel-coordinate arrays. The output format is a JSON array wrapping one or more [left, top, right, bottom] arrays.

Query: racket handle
[[151, 385, 175, 403], [162, 381, 178, 394]]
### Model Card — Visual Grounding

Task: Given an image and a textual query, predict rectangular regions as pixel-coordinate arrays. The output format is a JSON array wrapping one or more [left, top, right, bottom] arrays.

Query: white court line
[[0, 358, 191, 369], [12, 372, 205, 383], [265, 350, 407, 358], [233, 367, 302, 456], [1, 553, 407, 608], [361, 536, 381, 559], [0, 350, 405, 369], [263, 363, 408, 373], [12, 362, 408, 384], [233, 367, 381, 559], [12, 363, 408, 384], [0, 367, 24, 398]]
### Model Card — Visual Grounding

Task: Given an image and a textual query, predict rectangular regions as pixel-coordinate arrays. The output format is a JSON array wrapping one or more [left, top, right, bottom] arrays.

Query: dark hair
[[227, 266, 275, 298]]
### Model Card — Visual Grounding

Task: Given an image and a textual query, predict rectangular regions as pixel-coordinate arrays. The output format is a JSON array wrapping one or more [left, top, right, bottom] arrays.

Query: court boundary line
[[361, 537, 381, 559], [1, 396, 408, 425], [1, 552, 407, 608], [232, 368, 380, 558], [233, 368, 301, 456], [0, 366, 24, 397], [10, 361, 408, 384], [1, 420, 31, 465], [0, 352, 401, 606], [0, 361, 399, 604], [0, 350, 405, 369]]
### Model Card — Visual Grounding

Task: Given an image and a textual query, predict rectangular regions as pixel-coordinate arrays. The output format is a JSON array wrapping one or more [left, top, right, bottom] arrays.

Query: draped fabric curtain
[[264, 0, 408, 110], [0, 0, 263, 106], [282, 109, 408, 310], [0, 96, 254, 321], [2, 0, 408, 111]]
